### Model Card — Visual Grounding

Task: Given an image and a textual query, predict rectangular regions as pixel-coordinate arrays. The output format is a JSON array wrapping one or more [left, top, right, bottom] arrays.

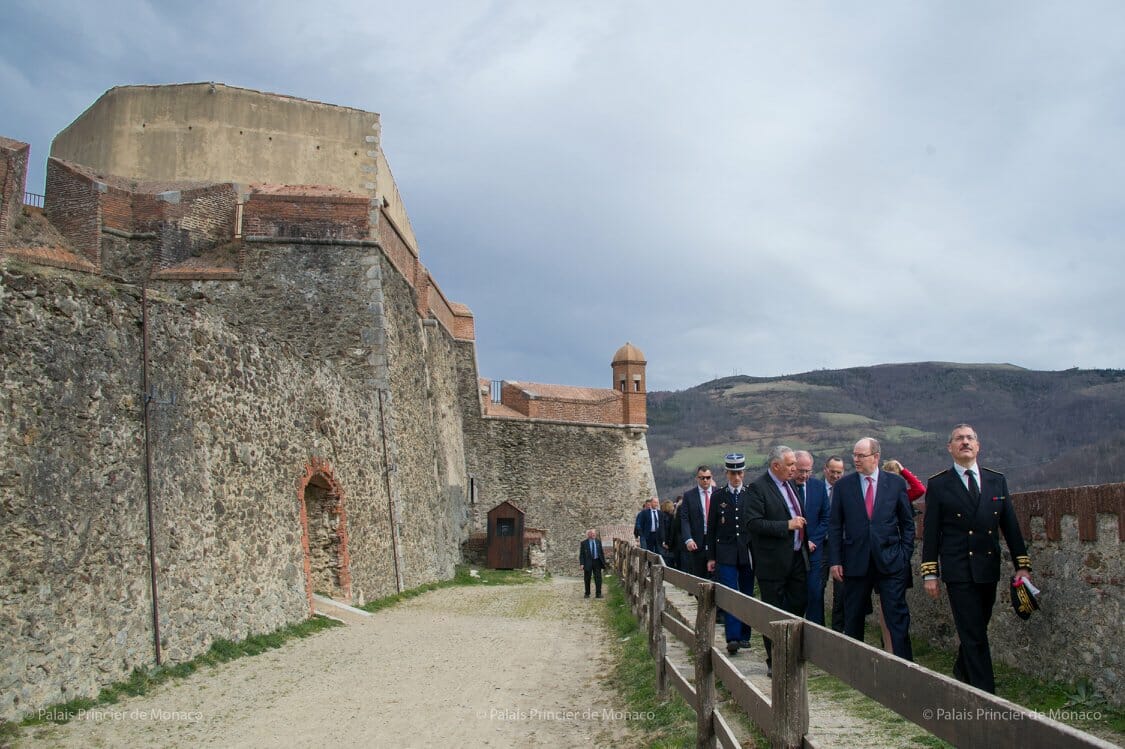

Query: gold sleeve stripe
[[1016, 555, 1032, 569], [920, 562, 939, 576]]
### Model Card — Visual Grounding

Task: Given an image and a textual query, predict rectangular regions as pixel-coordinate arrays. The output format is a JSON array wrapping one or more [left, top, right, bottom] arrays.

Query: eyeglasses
[[698, 475, 712, 480], [794, 468, 813, 475], [852, 452, 875, 459]]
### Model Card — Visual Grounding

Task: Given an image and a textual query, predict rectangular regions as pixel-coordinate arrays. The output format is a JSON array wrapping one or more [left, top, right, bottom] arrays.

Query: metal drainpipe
[[377, 389, 404, 592], [141, 282, 163, 665]]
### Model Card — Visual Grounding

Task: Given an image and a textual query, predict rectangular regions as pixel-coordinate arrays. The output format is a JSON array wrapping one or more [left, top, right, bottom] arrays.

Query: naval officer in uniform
[[922, 423, 1031, 693], [706, 453, 756, 654]]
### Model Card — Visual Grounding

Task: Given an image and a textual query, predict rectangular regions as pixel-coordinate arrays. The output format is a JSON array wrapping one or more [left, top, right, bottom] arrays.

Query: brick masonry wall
[[153, 184, 238, 268], [243, 191, 370, 241], [525, 393, 622, 424], [907, 483, 1125, 706], [456, 340, 657, 572], [374, 207, 418, 287], [44, 158, 101, 266], [450, 303, 475, 341], [100, 184, 134, 233], [0, 137, 29, 249]]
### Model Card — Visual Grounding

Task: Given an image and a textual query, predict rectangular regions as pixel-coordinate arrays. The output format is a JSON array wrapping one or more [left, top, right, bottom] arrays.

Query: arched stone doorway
[[297, 458, 352, 611]]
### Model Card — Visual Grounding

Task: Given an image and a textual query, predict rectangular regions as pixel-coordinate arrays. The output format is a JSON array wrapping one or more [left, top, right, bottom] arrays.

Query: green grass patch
[[664, 444, 767, 474], [601, 576, 697, 748], [911, 639, 1125, 739], [818, 412, 877, 427], [883, 425, 934, 441], [724, 381, 838, 395]]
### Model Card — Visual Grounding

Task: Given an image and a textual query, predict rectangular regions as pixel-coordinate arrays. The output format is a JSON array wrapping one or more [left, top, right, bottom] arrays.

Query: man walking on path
[[580, 529, 606, 598], [922, 424, 1031, 692]]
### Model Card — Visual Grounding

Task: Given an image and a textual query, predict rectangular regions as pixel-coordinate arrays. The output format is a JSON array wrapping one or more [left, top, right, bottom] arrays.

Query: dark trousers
[[946, 581, 999, 692], [806, 551, 825, 625], [715, 562, 755, 643], [843, 568, 913, 660], [684, 549, 710, 579], [759, 550, 808, 665], [639, 535, 661, 553], [583, 566, 603, 597], [830, 577, 846, 632]]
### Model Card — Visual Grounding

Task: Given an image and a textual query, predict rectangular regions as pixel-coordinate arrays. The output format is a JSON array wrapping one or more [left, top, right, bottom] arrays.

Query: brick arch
[[296, 457, 352, 613]]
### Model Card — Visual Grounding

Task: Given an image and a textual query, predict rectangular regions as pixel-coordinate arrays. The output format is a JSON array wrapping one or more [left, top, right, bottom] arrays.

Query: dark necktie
[[590, 539, 596, 559], [797, 483, 806, 504], [783, 482, 805, 549], [966, 469, 981, 501]]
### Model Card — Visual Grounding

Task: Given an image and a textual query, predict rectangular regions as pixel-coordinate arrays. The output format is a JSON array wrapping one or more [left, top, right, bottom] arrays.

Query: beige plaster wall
[[49, 82, 418, 252]]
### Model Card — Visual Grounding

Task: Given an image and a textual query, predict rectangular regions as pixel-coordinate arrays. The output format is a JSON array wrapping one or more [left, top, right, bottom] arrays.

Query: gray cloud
[[3, 1, 1122, 390]]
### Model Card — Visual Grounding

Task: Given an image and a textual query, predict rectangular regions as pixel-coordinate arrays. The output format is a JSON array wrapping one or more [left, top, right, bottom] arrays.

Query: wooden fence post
[[640, 557, 651, 631], [771, 618, 808, 749], [651, 562, 667, 698], [694, 582, 717, 749]]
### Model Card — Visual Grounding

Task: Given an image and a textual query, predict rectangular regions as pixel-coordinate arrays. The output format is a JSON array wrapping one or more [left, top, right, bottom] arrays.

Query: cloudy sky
[[3, 2, 1123, 390]]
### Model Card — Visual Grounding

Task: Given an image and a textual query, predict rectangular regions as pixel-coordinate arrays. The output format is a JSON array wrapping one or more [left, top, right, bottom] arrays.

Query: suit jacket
[[828, 470, 914, 577], [634, 507, 664, 545], [580, 537, 606, 570], [663, 509, 679, 550], [704, 485, 751, 566], [921, 467, 1030, 584], [798, 477, 830, 562], [746, 471, 810, 580], [680, 486, 710, 552]]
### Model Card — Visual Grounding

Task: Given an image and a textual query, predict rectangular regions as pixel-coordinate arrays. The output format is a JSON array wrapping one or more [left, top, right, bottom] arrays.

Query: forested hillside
[[647, 363, 1125, 498]]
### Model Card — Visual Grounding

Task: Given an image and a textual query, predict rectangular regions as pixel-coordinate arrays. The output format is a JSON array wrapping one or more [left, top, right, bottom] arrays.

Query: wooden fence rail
[[612, 539, 1115, 749]]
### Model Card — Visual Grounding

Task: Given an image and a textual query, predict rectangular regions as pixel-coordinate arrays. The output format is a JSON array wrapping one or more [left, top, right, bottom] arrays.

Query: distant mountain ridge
[[646, 362, 1125, 498]]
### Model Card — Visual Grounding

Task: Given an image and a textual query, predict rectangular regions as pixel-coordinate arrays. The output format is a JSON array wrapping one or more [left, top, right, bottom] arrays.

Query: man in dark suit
[[794, 451, 831, 626], [680, 465, 715, 578], [579, 529, 606, 598], [747, 445, 809, 674], [820, 455, 847, 632], [634, 497, 664, 553], [922, 424, 1031, 693], [829, 437, 915, 660], [706, 454, 755, 654]]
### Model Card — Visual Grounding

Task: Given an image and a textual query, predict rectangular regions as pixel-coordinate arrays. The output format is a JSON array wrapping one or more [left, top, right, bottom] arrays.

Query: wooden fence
[[613, 539, 1115, 749]]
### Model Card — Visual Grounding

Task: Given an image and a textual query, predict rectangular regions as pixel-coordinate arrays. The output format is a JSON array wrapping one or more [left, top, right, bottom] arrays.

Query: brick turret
[[612, 342, 647, 426]]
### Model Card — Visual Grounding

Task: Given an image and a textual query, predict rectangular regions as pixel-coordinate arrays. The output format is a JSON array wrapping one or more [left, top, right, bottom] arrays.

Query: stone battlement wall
[[0, 153, 475, 343], [0, 227, 473, 720], [908, 482, 1125, 706], [456, 342, 656, 572], [0, 104, 655, 724]]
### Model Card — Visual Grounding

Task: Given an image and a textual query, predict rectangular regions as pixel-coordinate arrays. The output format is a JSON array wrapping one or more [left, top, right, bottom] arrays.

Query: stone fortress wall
[[0, 84, 656, 721]]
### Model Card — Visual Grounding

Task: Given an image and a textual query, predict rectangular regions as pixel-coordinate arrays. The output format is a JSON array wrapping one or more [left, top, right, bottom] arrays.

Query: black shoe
[[767, 667, 772, 678], [595, 594, 603, 598], [584, 593, 590, 598], [739, 640, 751, 649], [726, 641, 740, 655]]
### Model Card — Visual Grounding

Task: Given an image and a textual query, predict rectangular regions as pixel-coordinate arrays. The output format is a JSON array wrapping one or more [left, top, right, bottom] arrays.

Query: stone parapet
[[907, 482, 1125, 707]]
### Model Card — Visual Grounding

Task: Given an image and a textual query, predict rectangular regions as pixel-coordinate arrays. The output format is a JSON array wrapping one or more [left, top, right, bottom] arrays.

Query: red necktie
[[703, 489, 711, 528], [864, 477, 875, 519]]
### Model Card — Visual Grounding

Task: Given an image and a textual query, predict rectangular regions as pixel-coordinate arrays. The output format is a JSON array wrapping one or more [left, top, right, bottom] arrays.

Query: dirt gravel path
[[24, 577, 638, 748]]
